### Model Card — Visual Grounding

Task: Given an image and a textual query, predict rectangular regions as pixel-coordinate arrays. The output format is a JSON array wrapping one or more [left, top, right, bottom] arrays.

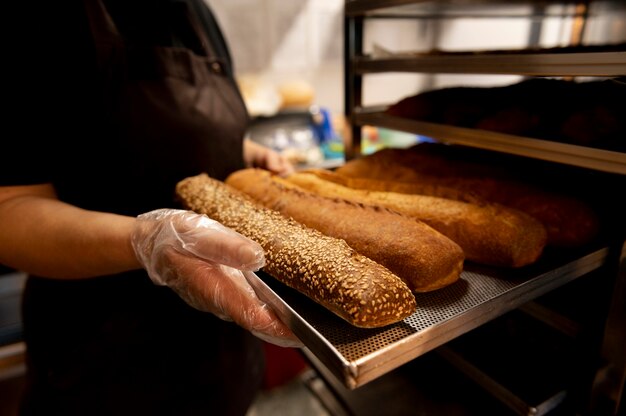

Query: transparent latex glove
[[131, 209, 302, 348]]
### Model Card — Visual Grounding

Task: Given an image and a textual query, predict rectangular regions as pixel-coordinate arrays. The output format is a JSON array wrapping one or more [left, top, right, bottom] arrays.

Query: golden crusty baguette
[[335, 147, 599, 248], [225, 168, 464, 292], [176, 173, 416, 328], [286, 169, 547, 268], [301, 168, 486, 205]]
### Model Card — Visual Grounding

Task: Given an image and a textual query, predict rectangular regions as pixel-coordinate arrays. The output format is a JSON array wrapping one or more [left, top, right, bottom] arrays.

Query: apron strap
[[176, 1, 218, 59], [83, 0, 220, 59], [83, 0, 123, 46]]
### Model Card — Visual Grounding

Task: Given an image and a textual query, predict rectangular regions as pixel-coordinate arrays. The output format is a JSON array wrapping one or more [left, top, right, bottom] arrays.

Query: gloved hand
[[131, 208, 302, 348]]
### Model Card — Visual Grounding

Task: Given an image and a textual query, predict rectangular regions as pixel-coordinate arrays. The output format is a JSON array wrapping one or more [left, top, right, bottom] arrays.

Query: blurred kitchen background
[[1, 1, 625, 415], [206, 0, 624, 165]]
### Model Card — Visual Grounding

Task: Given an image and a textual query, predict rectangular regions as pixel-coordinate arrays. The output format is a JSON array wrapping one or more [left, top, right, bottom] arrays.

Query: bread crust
[[335, 147, 599, 248], [225, 169, 464, 292], [286, 169, 547, 268], [176, 173, 417, 328]]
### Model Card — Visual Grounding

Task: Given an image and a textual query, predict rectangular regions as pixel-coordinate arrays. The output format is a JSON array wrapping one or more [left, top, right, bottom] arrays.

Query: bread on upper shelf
[[385, 78, 626, 153]]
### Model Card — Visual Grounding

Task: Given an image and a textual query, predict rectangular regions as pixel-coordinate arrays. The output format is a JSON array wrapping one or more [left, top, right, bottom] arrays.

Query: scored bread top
[[335, 147, 599, 248], [176, 173, 417, 328], [286, 169, 548, 268], [226, 168, 464, 292]]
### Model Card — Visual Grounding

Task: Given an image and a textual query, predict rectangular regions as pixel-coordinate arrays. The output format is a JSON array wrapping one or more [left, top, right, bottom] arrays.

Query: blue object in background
[[310, 105, 344, 160]]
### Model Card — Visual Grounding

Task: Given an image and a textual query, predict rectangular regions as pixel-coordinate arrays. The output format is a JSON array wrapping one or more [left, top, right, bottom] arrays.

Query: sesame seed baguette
[[285, 169, 547, 268], [225, 168, 464, 293], [175, 173, 416, 328]]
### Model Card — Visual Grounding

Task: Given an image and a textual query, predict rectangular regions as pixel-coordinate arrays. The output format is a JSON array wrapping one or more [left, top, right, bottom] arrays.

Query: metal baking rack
[[245, 245, 609, 389], [354, 51, 626, 77], [338, 0, 626, 413], [353, 110, 626, 175]]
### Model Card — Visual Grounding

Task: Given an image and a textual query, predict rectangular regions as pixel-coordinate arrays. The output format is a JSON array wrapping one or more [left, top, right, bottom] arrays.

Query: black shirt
[[4, 1, 263, 414]]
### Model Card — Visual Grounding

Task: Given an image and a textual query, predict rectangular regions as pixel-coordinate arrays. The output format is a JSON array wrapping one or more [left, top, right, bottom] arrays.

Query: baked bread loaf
[[385, 78, 626, 152], [225, 168, 464, 292], [287, 170, 547, 268], [176, 173, 416, 328], [335, 146, 600, 248]]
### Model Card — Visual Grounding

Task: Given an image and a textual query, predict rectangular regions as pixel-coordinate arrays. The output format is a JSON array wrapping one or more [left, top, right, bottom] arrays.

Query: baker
[[1, 0, 300, 414]]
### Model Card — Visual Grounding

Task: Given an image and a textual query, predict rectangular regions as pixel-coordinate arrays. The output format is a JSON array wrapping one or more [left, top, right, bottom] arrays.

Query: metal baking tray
[[353, 51, 626, 77], [353, 111, 626, 175], [345, 0, 626, 17], [244, 246, 609, 389]]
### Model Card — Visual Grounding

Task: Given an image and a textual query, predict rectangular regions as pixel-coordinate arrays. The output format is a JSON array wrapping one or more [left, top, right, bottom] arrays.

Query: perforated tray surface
[[244, 246, 609, 389]]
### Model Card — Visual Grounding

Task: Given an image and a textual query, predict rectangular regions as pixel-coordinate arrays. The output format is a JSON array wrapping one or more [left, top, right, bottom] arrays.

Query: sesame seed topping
[[175, 174, 417, 328]]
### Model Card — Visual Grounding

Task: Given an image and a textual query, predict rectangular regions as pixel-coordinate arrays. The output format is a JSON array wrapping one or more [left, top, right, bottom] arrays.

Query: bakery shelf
[[353, 110, 626, 175], [348, 0, 578, 16], [346, 0, 625, 17], [342, 0, 626, 413], [354, 51, 626, 77], [245, 246, 610, 389], [436, 308, 576, 416], [438, 346, 568, 416]]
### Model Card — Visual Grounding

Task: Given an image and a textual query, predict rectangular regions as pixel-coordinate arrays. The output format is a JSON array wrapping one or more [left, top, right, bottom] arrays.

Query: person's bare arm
[[0, 183, 139, 279], [243, 139, 294, 176], [0, 183, 301, 346]]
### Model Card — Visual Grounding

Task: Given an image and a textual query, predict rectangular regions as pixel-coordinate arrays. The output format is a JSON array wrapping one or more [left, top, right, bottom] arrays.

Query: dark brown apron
[[84, 0, 248, 187], [20, 2, 264, 415]]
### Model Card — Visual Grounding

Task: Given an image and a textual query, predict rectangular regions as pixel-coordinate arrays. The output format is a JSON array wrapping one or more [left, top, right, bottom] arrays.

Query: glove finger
[[165, 254, 300, 343], [172, 259, 301, 346], [252, 330, 303, 348], [250, 304, 303, 348], [217, 268, 302, 348], [178, 213, 265, 271], [174, 266, 238, 320], [134, 209, 265, 271]]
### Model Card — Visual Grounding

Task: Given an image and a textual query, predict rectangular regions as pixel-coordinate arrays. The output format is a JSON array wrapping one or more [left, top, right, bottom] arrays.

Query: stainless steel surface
[[345, 0, 625, 17], [246, 247, 609, 389], [437, 346, 568, 416], [354, 51, 626, 77], [0, 342, 26, 383], [518, 301, 581, 338], [590, 241, 626, 415], [342, 0, 626, 412], [0, 272, 27, 348], [354, 110, 626, 175], [344, 13, 364, 161]]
